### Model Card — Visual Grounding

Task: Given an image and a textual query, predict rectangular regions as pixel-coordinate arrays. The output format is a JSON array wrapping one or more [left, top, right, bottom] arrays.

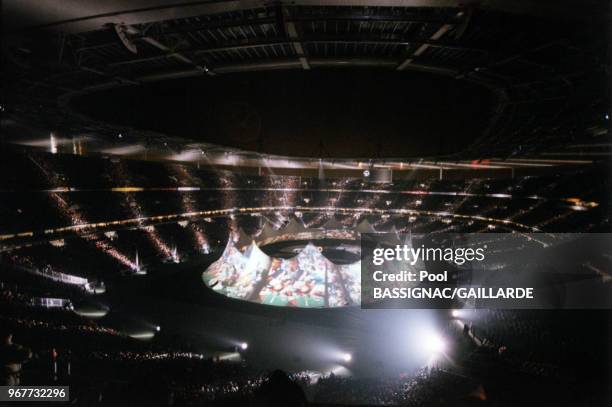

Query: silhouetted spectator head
[[1, 331, 12, 345], [255, 369, 307, 407]]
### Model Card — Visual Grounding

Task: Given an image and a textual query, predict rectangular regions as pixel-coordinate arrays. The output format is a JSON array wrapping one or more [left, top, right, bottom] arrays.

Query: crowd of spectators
[[1, 151, 610, 405], [1, 150, 609, 239], [0, 312, 607, 407]]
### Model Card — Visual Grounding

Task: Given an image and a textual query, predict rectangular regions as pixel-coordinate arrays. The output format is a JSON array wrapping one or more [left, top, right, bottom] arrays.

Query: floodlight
[[424, 334, 446, 354]]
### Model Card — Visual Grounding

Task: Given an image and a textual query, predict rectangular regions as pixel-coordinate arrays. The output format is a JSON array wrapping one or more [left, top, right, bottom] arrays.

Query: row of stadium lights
[[153, 315, 458, 367]]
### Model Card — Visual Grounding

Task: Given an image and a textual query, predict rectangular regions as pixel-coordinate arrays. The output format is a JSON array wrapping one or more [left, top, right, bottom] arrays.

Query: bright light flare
[[218, 352, 241, 361], [342, 353, 352, 363], [423, 333, 446, 354], [240, 342, 248, 350], [129, 331, 155, 340]]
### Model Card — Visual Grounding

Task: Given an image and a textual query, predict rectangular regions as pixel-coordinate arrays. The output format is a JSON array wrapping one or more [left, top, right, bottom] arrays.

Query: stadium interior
[[0, 1, 611, 406]]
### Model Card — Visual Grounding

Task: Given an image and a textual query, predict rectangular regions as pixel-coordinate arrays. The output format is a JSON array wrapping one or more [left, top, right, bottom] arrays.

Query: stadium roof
[[1, 0, 609, 161]]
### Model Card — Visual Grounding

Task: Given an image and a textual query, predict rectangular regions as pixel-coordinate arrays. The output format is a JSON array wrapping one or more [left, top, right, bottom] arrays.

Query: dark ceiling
[[73, 69, 494, 158], [1, 1, 609, 160]]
